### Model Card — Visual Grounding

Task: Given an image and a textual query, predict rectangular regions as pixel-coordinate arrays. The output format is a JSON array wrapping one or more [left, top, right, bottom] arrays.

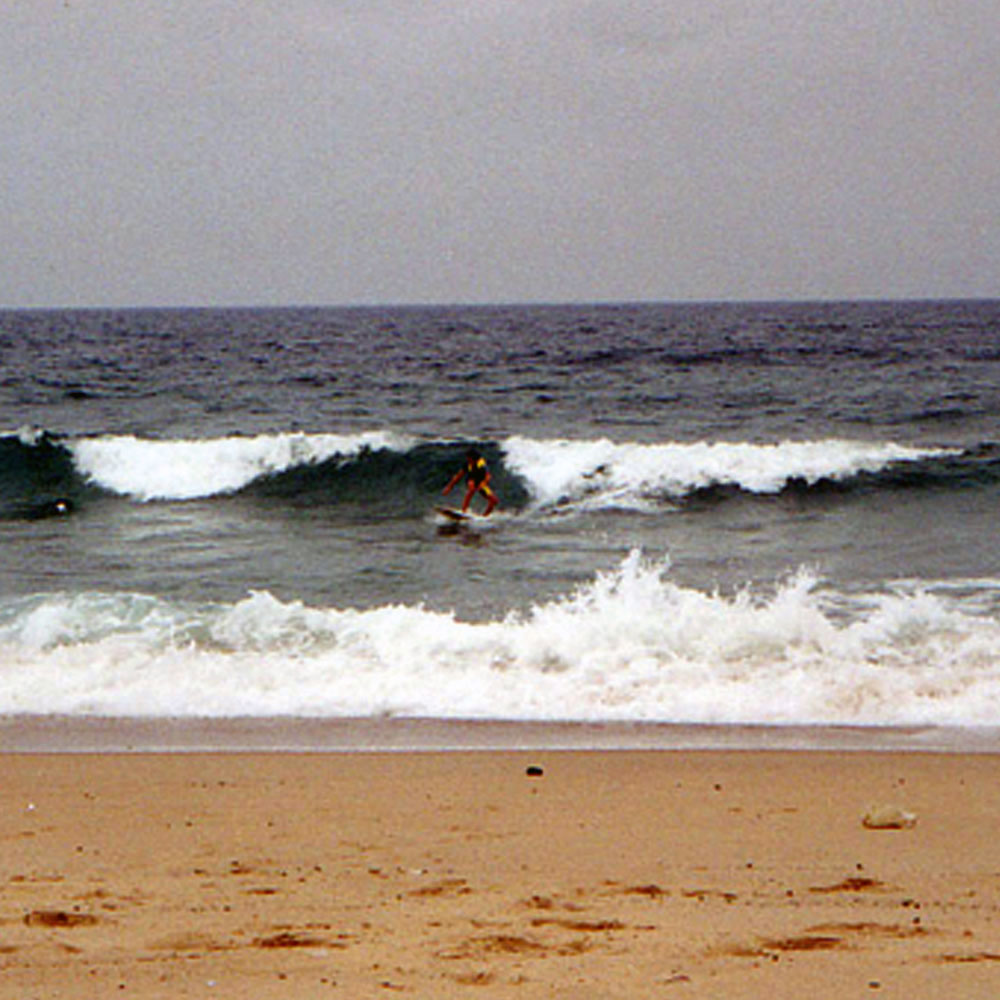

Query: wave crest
[[503, 436, 960, 510], [69, 430, 415, 501]]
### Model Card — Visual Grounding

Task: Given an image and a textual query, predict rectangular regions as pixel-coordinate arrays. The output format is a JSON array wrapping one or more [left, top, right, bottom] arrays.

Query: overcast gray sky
[[4, 0, 999, 307]]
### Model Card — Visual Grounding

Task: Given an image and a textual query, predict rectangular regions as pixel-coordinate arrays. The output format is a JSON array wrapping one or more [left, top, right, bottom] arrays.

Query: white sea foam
[[2, 553, 999, 725], [69, 430, 413, 500], [503, 436, 956, 509]]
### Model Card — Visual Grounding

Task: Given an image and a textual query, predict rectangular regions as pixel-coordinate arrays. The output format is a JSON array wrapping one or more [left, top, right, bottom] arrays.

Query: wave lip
[[502, 436, 960, 509], [69, 430, 414, 501]]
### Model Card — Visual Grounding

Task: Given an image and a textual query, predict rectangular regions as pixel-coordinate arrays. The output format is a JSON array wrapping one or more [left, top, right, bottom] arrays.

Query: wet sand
[[3, 749, 1000, 998], [5, 715, 1000, 752]]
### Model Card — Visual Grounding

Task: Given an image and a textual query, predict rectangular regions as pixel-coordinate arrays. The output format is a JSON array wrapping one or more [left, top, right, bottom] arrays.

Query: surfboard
[[434, 505, 476, 522]]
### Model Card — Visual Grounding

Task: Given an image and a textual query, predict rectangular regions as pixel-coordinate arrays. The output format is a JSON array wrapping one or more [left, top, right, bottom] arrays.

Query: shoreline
[[4, 714, 1000, 753]]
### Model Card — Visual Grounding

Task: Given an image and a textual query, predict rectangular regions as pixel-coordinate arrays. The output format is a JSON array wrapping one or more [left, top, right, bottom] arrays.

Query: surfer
[[443, 448, 499, 516]]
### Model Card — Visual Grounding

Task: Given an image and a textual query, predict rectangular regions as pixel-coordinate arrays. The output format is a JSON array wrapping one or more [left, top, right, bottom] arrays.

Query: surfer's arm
[[443, 468, 464, 495]]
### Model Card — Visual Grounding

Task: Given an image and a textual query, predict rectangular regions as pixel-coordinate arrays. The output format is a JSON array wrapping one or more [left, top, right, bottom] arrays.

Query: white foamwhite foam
[[3, 552, 1000, 726], [503, 436, 956, 509], [69, 430, 413, 500]]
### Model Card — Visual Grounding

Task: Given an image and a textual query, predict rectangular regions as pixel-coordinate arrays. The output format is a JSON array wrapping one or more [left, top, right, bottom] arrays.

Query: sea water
[[3, 300, 1000, 729]]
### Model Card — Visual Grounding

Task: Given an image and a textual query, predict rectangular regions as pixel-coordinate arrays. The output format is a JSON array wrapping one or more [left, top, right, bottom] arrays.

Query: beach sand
[[3, 748, 1000, 998]]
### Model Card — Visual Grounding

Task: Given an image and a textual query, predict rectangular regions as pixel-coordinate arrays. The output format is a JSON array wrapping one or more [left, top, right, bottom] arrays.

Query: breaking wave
[[501, 435, 962, 510], [0, 427, 977, 518], [2, 552, 999, 725]]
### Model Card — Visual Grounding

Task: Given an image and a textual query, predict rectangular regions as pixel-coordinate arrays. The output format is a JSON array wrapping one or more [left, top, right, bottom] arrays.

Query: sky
[[4, 0, 999, 307]]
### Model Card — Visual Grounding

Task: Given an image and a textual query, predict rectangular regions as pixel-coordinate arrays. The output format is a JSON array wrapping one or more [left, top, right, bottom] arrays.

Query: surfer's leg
[[461, 482, 476, 512], [481, 485, 498, 516]]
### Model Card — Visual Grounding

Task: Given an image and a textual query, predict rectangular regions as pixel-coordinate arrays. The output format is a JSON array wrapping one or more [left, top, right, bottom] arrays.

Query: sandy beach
[[3, 747, 1000, 998]]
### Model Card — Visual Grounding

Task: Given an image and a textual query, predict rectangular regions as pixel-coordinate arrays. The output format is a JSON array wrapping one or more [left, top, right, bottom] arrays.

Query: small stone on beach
[[862, 804, 917, 830]]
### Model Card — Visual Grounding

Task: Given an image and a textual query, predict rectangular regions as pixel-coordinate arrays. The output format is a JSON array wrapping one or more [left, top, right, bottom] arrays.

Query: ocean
[[3, 300, 1000, 738]]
